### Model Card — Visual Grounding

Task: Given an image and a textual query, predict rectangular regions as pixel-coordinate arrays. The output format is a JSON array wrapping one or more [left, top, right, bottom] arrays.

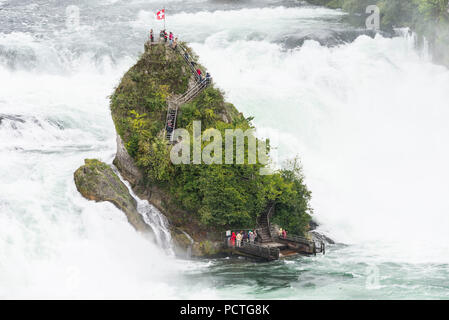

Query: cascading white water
[[190, 29, 449, 263], [0, 26, 210, 299], [2, 1, 449, 298], [112, 167, 174, 254]]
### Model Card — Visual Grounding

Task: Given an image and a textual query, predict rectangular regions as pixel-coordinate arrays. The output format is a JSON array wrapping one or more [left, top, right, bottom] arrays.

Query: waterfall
[[112, 166, 175, 255], [181, 230, 194, 259]]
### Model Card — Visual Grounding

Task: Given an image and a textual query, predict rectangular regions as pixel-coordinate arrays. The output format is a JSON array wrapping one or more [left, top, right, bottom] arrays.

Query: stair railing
[[164, 42, 212, 142]]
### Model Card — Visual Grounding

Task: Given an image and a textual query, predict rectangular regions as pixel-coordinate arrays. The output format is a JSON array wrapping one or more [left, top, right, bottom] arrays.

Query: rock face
[[113, 135, 143, 187], [310, 230, 335, 245], [74, 159, 153, 236], [113, 136, 226, 258], [74, 43, 325, 259]]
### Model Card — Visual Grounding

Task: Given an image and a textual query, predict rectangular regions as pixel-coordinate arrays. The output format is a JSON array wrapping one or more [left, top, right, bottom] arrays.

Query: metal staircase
[[164, 44, 211, 143], [256, 203, 275, 243], [165, 102, 178, 142]]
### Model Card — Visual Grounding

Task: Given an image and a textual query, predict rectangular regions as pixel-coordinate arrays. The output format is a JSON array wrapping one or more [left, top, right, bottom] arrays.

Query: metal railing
[[159, 40, 212, 142], [176, 44, 204, 83], [275, 234, 325, 255], [173, 80, 209, 106], [223, 229, 259, 245]]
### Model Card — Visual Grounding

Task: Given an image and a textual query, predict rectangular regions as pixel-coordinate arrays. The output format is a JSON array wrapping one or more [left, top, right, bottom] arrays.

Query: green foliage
[[271, 158, 313, 235], [136, 137, 174, 182], [418, 0, 449, 22], [177, 87, 228, 128], [110, 43, 313, 234]]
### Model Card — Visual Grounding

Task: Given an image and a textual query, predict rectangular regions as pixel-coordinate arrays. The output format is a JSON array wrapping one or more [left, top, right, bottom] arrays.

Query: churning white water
[[1, 0, 449, 299], [192, 31, 449, 264], [113, 167, 174, 253]]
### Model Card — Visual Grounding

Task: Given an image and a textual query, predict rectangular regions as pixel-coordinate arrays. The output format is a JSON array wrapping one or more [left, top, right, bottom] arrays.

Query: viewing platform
[[223, 231, 325, 261], [224, 203, 325, 261]]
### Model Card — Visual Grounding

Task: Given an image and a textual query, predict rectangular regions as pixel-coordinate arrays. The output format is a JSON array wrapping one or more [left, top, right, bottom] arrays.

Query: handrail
[[173, 80, 208, 105], [176, 44, 212, 85], [222, 229, 260, 243], [275, 234, 325, 255], [255, 202, 275, 242], [165, 103, 178, 142], [162, 40, 212, 143]]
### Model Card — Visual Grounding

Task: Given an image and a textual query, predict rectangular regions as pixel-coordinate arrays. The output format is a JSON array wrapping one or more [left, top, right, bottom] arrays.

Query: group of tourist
[[278, 228, 287, 239], [228, 230, 258, 248], [147, 27, 213, 137], [197, 69, 211, 84], [226, 228, 288, 248], [148, 29, 178, 49], [148, 28, 211, 86], [182, 52, 212, 84]]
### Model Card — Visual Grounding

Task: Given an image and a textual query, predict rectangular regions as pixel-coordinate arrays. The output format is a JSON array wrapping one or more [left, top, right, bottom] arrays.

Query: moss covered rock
[[109, 41, 313, 238], [74, 159, 153, 235], [192, 240, 226, 258]]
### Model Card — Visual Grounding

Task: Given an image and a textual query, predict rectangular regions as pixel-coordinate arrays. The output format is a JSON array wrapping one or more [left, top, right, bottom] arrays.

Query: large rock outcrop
[[74, 159, 153, 236], [74, 42, 318, 259], [74, 157, 226, 258], [113, 135, 226, 258]]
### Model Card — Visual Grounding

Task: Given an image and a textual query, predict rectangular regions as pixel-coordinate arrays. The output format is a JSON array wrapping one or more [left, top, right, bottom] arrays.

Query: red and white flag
[[156, 9, 165, 20]]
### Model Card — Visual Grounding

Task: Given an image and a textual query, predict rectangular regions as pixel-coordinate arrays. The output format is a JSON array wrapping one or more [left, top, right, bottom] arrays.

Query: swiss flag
[[156, 9, 165, 20]]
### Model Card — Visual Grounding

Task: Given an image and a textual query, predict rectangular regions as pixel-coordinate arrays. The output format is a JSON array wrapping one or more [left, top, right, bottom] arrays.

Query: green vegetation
[[110, 43, 312, 235], [74, 159, 131, 203], [307, 0, 449, 66]]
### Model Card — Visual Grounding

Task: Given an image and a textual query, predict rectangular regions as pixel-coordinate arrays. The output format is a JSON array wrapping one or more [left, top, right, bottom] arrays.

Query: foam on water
[[191, 32, 449, 263], [0, 29, 213, 298], [132, 6, 346, 44], [2, 1, 449, 298]]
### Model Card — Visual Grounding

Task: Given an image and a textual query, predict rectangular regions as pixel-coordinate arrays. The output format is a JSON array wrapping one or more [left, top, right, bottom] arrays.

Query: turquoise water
[[1, 0, 449, 299], [182, 245, 449, 299]]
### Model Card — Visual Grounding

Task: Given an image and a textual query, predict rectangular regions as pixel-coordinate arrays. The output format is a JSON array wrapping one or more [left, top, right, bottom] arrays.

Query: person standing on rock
[[226, 230, 231, 247], [249, 231, 255, 244], [231, 232, 236, 247], [169, 32, 173, 46], [205, 72, 211, 85], [149, 29, 154, 43], [196, 68, 202, 82], [236, 232, 243, 248]]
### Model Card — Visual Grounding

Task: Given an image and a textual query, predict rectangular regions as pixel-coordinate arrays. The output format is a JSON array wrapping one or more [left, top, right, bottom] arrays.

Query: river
[[1, 0, 449, 299]]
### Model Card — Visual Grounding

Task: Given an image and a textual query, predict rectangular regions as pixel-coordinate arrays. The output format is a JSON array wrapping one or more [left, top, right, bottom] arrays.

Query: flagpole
[[164, 7, 166, 30]]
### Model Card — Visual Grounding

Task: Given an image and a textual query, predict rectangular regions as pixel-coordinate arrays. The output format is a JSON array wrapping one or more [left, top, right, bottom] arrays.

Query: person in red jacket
[[196, 68, 202, 82], [282, 229, 287, 239], [230, 232, 236, 247]]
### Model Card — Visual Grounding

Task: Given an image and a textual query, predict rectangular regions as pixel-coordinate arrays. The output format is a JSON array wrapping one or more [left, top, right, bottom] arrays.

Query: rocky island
[[74, 41, 316, 258]]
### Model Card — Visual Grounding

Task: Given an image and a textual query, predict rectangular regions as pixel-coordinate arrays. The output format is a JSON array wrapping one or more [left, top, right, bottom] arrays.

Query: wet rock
[[0, 114, 26, 126], [113, 135, 143, 187], [310, 230, 335, 245], [74, 159, 153, 236]]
